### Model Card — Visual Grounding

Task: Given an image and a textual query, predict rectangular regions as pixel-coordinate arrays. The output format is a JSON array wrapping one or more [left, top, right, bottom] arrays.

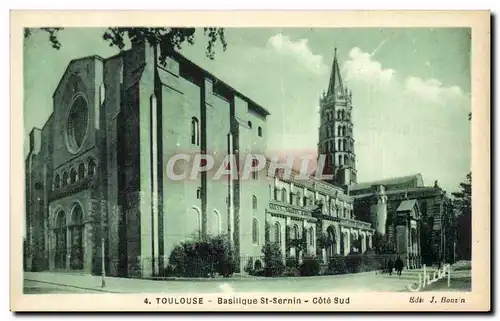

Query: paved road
[[24, 271, 424, 294], [24, 280, 104, 294], [24, 266, 471, 294]]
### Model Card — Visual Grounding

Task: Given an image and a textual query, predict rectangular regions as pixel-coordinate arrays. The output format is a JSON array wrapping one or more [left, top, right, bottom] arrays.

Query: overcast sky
[[24, 27, 471, 193]]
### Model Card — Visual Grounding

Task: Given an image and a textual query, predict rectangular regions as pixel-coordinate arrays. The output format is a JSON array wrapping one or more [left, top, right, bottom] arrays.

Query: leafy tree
[[261, 242, 285, 277], [452, 173, 472, 260], [372, 231, 396, 255], [24, 27, 227, 64]]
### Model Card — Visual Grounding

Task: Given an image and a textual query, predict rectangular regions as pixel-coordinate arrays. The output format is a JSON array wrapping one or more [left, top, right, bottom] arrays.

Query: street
[[23, 280, 104, 294], [23, 266, 471, 294]]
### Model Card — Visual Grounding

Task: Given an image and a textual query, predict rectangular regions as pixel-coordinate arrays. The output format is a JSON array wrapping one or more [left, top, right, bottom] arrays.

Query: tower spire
[[327, 48, 344, 97]]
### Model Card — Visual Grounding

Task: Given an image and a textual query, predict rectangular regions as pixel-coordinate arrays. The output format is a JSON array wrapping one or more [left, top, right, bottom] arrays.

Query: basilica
[[24, 41, 452, 277]]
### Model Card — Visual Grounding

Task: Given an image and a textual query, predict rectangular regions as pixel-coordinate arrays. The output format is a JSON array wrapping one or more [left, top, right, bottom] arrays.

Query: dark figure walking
[[395, 256, 404, 276], [387, 258, 394, 276]]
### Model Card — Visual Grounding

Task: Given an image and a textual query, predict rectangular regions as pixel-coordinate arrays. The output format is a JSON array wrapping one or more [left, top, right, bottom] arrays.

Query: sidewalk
[[24, 272, 227, 293]]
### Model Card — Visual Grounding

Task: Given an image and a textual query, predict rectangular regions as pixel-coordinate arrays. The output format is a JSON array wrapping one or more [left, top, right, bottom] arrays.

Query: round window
[[66, 95, 89, 153]]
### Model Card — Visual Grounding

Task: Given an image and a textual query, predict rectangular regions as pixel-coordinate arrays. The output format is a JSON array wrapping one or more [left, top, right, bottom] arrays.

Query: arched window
[[337, 140, 341, 151], [344, 155, 348, 166], [281, 188, 286, 202], [54, 174, 61, 189], [248, 121, 252, 129], [252, 218, 259, 245], [293, 224, 300, 239], [252, 158, 259, 180], [337, 126, 341, 136], [341, 110, 345, 119], [258, 126, 263, 137], [309, 227, 314, 246], [196, 187, 201, 199], [88, 159, 96, 176], [252, 195, 257, 210], [191, 117, 199, 146], [338, 155, 342, 166], [212, 210, 221, 236], [274, 222, 281, 245], [70, 167, 77, 184], [190, 207, 202, 238], [78, 163, 85, 180], [337, 110, 341, 119], [62, 172, 69, 187]]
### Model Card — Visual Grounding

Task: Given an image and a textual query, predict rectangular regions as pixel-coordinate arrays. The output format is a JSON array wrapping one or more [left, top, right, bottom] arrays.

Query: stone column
[[66, 227, 71, 270], [344, 230, 350, 256], [336, 226, 341, 255], [361, 231, 366, 253]]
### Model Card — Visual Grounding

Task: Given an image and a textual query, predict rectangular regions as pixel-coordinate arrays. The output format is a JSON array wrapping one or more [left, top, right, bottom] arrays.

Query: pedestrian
[[387, 258, 394, 276], [395, 256, 404, 276]]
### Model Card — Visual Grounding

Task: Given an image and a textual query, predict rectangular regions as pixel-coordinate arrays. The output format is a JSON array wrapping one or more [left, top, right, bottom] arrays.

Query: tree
[[24, 27, 227, 65], [372, 231, 395, 255], [452, 173, 472, 260]]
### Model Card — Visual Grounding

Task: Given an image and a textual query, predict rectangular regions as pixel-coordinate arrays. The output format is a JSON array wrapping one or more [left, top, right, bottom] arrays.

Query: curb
[[24, 279, 121, 294]]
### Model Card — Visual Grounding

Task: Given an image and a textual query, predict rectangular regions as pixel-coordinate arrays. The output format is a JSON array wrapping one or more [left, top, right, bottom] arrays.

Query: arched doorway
[[54, 210, 67, 269], [69, 203, 84, 270], [326, 226, 337, 257]]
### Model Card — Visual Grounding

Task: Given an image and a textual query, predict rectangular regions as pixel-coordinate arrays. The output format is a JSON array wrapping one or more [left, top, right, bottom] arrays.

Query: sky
[[23, 27, 471, 193]]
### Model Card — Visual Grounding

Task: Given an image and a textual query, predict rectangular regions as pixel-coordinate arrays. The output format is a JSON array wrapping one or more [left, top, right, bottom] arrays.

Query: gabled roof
[[396, 199, 418, 212]]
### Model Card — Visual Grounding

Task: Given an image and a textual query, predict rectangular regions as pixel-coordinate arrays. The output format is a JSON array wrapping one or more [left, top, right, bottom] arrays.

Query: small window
[[88, 159, 96, 176], [197, 188, 201, 199], [191, 117, 200, 146], [78, 163, 86, 180], [248, 121, 252, 129], [337, 126, 341, 136], [338, 155, 342, 166], [251, 158, 259, 180], [252, 218, 259, 244], [70, 168, 77, 184], [258, 126, 262, 137], [54, 174, 61, 189], [252, 195, 257, 210], [344, 155, 348, 165], [62, 172, 68, 187]]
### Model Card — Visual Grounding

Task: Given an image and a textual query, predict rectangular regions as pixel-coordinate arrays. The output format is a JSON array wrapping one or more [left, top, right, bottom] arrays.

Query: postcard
[[10, 10, 490, 312]]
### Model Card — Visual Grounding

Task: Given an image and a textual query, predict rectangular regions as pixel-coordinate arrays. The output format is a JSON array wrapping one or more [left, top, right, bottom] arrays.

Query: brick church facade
[[24, 42, 452, 277]]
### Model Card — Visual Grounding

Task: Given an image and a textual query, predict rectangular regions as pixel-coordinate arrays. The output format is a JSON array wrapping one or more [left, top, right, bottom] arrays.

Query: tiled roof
[[349, 174, 424, 191]]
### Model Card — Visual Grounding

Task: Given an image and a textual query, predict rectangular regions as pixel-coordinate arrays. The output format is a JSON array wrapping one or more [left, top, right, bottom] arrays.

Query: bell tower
[[317, 48, 357, 186]]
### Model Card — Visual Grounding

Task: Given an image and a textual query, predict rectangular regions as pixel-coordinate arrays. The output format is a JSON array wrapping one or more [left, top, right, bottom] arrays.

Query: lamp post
[[101, 236, 106, 288]]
